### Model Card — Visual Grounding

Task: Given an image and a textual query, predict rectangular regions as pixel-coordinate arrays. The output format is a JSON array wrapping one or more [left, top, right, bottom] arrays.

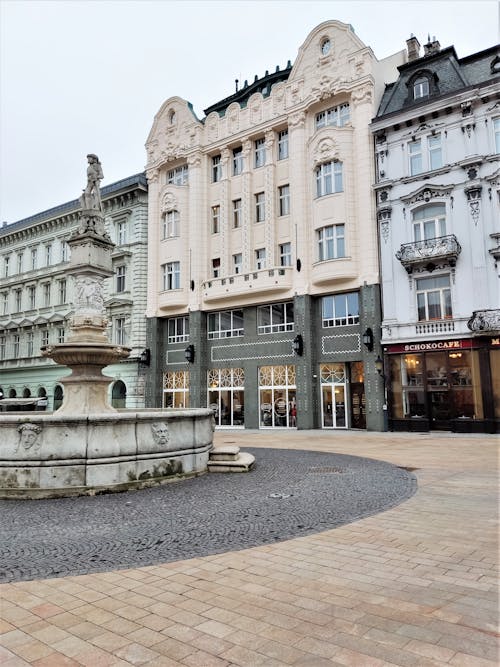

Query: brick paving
[[0, 430, 498, 666]]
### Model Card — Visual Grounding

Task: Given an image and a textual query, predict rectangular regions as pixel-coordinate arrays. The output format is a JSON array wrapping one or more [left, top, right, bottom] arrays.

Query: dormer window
[[413, 77, 430, 99], [491, 55, 500, 74]]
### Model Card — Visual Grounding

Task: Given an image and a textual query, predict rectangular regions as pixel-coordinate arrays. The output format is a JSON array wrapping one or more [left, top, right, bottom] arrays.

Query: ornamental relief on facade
[[401, 185, 453, 206], [310, 73, 347, 101], [272, 82, 286, 113], [351, 84, 373, 107], [160, 192, 178, 213], [227, 103, 240, 134], [311, 137, 340, 166], [248, 93, 263, 124]]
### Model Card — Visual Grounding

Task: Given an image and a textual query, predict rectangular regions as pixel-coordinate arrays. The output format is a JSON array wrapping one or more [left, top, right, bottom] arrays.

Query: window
[[45, 244, 52, 266], [212, 258, 221, 278], [4, 255, 10, 277], [31, 248, 37, 270], [115, 318, 126, 345], [233, 199, 242, 228], [279, 243, 292, 267], [163, 210, 179, 238], [211, 205, 220, 234], [254, 138, 266, 168], [167, 165, 188, 185], [255, 192, 265, 222], [162, 262, 180, 290], [233, 253, 242, 274], [163, 370, 190, 408], [43, 283, 51, 307], [27, 332, 34, 356], [413, 77, 429, 99], [409, 134, 442, 175], [0, 336, 5, 360], [255, 248, 266, 270], [495, 118, 500, 153], [167, 316, 189, 343], [416, 275, 452, 321], [278, 184, 290, 216], [208, 368, 245, 428], [17, 253, 23, 273], [57, 327, 65, 343], [28, 285, 36, 310], [212, 155, 222, 182], [413, 204, 446, 241], [322, 293, 359, 327], [208, 310, 244, 339], [15, 288, 22, 312], [318, 224, 345, 260], [278, 129, 289, 160], [13, 334, 20, 358], [116, 265, 126, 293], [233, 147, 243, 175], [316, 104, 350, 129], [58, 279, 67, 305], [41, 328, 49, 346], [117, 220, 127, 245], [257, 303, 294, 334], [1, 292, 7, 315], [316, 161, 343, 197], [61, 241, 69, 262]]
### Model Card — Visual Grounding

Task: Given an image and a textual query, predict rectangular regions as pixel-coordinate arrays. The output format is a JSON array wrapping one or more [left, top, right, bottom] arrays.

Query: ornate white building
[[372, 36, 500, 432], [0, 174, 149, 410], [144, 21, 405, 430]]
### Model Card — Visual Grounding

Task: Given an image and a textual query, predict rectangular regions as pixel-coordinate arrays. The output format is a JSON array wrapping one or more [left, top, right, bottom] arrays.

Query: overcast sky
[[1, 0, 499, 223]]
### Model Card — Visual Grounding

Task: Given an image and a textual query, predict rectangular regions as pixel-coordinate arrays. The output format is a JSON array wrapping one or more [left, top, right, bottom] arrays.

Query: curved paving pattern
[[0, 448, 416, 583]]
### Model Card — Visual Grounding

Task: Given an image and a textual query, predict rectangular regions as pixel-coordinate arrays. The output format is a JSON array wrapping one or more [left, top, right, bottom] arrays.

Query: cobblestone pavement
[[0, 430, 498, 667], [0, 449, 416, 583]]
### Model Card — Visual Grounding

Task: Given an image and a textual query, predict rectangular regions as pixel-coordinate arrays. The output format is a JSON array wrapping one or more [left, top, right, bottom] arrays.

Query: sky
[[1, 0, 499, 224]]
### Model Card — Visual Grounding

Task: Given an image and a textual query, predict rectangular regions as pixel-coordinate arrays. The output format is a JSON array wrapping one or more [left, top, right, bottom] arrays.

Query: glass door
[[320, 363, 347, 429]]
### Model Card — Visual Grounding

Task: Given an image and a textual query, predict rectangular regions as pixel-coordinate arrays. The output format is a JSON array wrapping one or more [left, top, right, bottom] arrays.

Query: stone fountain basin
[[0, 409, 214, 498], [42, 342, 130, 367]]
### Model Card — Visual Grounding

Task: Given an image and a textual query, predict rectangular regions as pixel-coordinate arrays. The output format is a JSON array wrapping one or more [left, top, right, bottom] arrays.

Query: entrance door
[[321, 384, 346, 428]]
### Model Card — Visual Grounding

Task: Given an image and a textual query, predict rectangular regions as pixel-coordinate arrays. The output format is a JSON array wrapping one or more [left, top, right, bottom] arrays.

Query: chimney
[[406, 34, 421, 61], [424, 35, 441, 56]]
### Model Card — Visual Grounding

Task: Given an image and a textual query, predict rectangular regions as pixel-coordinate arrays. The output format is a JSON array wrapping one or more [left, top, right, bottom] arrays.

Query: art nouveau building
[[0, 174, 149, 410], [372, 37, 500, 432], [145, 21, 405, 430]]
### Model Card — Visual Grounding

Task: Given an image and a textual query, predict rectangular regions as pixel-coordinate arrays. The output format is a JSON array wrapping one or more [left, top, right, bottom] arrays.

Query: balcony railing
[[467, 309, 500, 333], [202, 266, 293, 303], [396, 235, 461, 274]]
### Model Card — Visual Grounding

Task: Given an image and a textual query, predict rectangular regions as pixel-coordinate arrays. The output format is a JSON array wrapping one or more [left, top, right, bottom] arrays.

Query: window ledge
[[401, 165, 451, 184]]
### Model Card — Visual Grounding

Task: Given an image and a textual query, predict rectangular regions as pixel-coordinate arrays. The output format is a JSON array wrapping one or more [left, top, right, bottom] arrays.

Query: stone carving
[[80, 154, 104, 212], [311, 74, 346, 100], [312, 137, 340, 166], [161, 192, 177, 212], [351, 84, 373, 106], [467, 309, 500, 332], [401, 185, 453, 205], [16, 423, 42, 454], [377, 208, 392, 243], [289, 111, 305, 129], [151, 422, 169, 447], [465, 185, 482, 225], [75, 276, 105, 314]]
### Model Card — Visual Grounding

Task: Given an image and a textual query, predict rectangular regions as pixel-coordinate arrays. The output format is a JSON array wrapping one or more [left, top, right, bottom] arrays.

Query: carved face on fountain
[[16, 423, 42, 452], [151, 422, 169, 446]]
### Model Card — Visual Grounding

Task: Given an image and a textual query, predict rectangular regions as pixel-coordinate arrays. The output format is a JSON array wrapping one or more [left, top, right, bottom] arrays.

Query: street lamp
[[184, 344, 195, 363], [362, 327, 374, 352]]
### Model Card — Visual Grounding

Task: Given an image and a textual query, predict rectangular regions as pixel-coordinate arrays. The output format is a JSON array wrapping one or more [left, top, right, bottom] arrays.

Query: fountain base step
[[208, 447, 255, 472]]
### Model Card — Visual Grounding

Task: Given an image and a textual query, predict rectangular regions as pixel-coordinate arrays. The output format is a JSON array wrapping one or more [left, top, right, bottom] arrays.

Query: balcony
[[381, 317, 471, 343], [396, 235, 461, 274], [202, 267, 293, 304], [467, 309, 500, 334]]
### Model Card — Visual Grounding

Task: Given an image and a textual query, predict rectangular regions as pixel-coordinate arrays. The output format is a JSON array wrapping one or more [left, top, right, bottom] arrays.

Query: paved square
[[1, 430, 498, 666]]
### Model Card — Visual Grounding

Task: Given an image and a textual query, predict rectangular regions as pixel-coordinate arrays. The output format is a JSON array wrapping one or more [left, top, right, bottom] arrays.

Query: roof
[[1, 172, 148, 236], [203, 63, 292, 117], [376, 43, 500, 119]]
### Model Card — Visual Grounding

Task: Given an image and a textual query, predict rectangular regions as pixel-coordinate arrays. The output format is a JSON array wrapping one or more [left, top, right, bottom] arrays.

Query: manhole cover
[[269, 493, 292, 499], [308, 466, 344, 474]]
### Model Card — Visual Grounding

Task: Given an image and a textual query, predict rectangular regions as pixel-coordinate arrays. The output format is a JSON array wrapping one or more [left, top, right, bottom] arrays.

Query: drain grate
[[308, 466, 344, 474]]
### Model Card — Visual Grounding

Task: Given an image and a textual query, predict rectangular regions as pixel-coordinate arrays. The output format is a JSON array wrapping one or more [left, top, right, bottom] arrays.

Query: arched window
[[412, 204, 446, 241], [9, 388, 17, 398], [413, 77, 430, 99], [112, 380, 127, 409], [23, 387, 31, 398], [53, 385, 63, 410]]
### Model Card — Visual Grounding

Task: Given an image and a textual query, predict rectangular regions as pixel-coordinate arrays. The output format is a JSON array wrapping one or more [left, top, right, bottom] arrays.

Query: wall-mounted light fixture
[[362, 327, 374, 352], [292, 334, 303, 356], [139, 348, 151, 366], [375, 355, 384, 375], [184, 344, 195, 363]]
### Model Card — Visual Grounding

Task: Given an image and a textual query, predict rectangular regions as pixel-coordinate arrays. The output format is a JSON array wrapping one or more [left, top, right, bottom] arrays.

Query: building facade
[[144, 21, 405, 430], [0, 174, 149, 410], [372, 37, 500, 432]]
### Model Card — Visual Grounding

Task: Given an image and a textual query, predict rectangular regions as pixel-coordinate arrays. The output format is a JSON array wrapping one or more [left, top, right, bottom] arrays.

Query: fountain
[[0, 155, 214, 498]]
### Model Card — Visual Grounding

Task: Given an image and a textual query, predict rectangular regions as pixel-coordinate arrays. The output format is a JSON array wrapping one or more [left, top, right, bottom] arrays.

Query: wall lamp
[[139, 348, 151, 366], [375, 355, 384, 375], [292, 334, 304, 356], [184, 344, 195, 363], [362, 327, 374, 352]]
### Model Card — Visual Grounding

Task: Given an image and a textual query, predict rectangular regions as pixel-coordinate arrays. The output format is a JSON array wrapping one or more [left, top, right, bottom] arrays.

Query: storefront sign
[[491, 337, 500, 348], [385, 339, 474, 354]]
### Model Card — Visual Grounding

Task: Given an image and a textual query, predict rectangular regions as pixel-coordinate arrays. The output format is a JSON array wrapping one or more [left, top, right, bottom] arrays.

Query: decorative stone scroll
[[465, 185, 482, 225], [467, 309, 500, 332], [377, 207, 392, 243]]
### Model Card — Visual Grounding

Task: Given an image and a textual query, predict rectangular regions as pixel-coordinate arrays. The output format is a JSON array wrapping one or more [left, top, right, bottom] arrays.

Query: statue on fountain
[[77, 154, 109, 237]]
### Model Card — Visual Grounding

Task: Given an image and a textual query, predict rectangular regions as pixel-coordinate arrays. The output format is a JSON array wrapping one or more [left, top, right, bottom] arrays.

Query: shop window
[[163, 370, 189, 408], [259, 365, 296, 428], [208, 368, 245, 427]]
